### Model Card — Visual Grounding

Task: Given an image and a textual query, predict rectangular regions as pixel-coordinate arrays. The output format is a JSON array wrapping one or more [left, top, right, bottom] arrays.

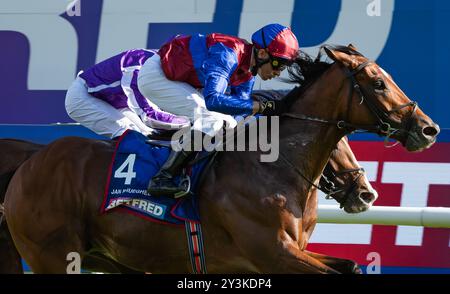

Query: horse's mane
[[252, 45, 362, 105], [282, 49, 333, 106], [288, 50, 332, 87], [251, 49, 331, 104]]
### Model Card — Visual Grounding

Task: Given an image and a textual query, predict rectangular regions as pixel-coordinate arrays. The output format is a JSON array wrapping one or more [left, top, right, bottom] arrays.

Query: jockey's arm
[[202, 46, 255, 116], [230, 80, 261, 114]]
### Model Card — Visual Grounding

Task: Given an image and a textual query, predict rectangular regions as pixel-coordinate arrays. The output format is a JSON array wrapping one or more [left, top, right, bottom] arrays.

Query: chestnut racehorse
[[4, 45, 439, 273], [0, 136, 375, 273]]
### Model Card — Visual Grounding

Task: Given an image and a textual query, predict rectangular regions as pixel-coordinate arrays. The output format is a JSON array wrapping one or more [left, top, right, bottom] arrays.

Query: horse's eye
[[374, 79, 386, 91]]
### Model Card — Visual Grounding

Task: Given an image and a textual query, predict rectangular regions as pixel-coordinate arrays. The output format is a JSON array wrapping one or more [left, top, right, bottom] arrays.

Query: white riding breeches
[[65, 77, 154, 138], [137, 54, 237, 137]]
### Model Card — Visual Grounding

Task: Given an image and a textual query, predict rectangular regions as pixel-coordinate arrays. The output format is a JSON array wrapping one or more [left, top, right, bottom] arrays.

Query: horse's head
[[322, 44, 439, 152], [320, 137, 378, 213]]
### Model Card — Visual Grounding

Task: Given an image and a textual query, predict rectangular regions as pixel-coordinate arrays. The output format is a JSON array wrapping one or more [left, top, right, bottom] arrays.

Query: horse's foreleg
[[272, 243, 340, 274], [8, 223, 87, 274], [304, 250, 362, 274], [5, 180, 87, 273]]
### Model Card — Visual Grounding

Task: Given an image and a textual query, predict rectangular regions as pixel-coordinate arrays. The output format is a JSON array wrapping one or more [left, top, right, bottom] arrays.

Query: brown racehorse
[[4, 45, 439, 273], [0, 136, 374, 273]]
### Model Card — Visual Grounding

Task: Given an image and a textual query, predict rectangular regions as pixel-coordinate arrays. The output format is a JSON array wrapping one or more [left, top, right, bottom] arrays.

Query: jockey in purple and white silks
[[65, 49, 190, 138], [138, 23, 300, 197]]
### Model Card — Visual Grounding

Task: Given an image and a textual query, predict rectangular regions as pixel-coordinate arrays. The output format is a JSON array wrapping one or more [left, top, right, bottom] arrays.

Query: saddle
[[103, 129, 217, 225]]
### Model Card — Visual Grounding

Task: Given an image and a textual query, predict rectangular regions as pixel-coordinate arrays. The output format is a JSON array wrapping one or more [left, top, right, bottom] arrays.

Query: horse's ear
[[348, 43, 358, 51], [323, 46, 352, 67], [323, 46, 339, 62]]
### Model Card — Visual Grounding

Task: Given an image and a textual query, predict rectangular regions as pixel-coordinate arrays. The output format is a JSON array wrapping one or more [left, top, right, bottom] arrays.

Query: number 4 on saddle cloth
[[101, 130, 211, 226]]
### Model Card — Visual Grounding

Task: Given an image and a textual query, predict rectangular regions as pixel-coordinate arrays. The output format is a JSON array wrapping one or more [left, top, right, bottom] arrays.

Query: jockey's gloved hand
[[258, 100, 288, 116]]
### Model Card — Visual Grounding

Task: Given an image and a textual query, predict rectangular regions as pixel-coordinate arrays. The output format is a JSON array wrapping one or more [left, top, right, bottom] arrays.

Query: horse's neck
[[208, 64, 348, 205], [277, 65, 349, 190]]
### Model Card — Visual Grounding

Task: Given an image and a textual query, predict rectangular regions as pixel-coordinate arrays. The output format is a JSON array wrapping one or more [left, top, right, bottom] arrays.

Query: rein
[[279, 151, 365, 206], [278, 152, 322, 191]]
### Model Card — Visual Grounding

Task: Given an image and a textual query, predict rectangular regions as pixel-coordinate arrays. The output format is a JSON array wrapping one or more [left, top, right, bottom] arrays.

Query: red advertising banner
[[308, 141, 450, 270]]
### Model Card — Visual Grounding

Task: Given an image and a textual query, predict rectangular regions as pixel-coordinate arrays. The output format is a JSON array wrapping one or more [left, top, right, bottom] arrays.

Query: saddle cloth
[[100, 130, 209, 226]]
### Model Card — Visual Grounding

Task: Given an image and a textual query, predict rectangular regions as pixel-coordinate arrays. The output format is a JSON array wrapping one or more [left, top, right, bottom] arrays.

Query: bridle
[[278, 45, 418, 201], [282, 45, 418, 148], [278, 152, 365, 208], [320, 166, 365, 207], [340, 58, 418, 148]]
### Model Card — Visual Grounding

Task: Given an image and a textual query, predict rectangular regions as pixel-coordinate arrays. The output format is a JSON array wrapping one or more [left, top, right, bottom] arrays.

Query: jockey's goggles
[[268, 55, 293, 71]]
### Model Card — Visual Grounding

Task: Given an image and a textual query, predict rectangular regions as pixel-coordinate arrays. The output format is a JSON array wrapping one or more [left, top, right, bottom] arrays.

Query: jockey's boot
[[147, 149, 195, 197]]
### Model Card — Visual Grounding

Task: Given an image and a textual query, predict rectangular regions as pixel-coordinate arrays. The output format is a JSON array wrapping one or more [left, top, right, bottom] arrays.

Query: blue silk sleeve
[[202, 44, 254, 116]]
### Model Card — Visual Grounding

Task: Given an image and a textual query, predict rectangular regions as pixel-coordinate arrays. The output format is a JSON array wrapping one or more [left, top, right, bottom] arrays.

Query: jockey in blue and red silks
[[137, 23, 300, 197], [65, 49, 190, 139]]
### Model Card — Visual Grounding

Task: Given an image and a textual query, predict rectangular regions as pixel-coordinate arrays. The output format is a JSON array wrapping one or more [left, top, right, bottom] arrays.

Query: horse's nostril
[[423, 126, 439, 137], [359, 192, 375, 204]]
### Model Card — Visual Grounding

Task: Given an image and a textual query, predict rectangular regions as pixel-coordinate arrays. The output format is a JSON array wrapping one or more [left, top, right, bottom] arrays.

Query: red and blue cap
[[251, 23, 299, 62]]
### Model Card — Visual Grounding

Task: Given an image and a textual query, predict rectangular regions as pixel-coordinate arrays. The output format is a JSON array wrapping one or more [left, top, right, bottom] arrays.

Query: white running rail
[[317, 205, 450, 228]]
